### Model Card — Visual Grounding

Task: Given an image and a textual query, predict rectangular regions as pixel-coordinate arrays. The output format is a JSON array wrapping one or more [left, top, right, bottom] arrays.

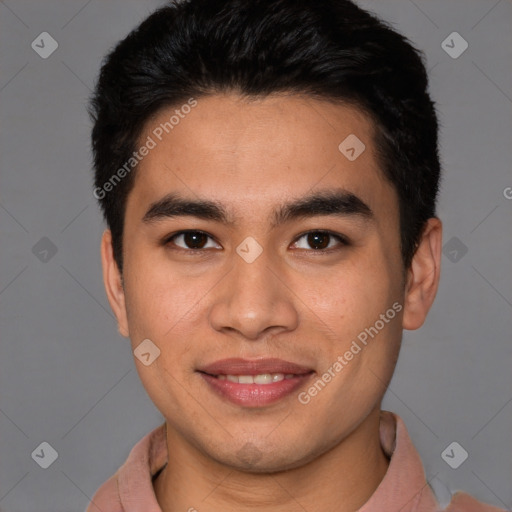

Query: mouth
[[203, 372, 303, 384], [196, 358, 315, 407]]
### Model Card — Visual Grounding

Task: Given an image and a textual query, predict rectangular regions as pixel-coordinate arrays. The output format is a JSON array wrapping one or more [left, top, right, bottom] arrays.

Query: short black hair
[[89, 0, 441, 273]]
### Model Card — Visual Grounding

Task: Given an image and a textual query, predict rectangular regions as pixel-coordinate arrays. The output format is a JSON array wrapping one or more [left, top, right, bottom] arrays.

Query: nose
[[208, 248, 299, 341]]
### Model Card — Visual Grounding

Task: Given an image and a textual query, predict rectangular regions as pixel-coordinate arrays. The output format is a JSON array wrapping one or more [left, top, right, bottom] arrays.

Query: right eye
[[164, 230, 222, 252]]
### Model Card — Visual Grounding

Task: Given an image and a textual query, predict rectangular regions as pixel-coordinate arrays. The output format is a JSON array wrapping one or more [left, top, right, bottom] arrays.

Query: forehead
[[128, 93, 396, 220]]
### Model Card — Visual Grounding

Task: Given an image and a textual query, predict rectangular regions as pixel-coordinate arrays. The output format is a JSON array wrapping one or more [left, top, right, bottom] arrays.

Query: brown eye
[[182, 232, 208, 249], [307, 232, 330, 250], [292, 231, 348, 251], [167, 231, 220, 250]]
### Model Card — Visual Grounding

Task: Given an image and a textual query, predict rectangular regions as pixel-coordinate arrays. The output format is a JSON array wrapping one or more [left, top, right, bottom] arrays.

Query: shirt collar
[[103, 411, 440, 512]]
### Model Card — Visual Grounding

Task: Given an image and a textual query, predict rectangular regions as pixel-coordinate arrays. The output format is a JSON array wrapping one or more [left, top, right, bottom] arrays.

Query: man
[[86, 0, 504, 510]]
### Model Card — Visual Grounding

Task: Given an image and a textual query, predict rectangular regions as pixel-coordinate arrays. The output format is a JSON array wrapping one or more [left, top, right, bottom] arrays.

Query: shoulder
[[85, 471, 122, 512]]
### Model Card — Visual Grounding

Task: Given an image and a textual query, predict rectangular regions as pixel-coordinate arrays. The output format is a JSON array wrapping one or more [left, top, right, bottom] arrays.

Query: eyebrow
[[142, 189, 374, 227]]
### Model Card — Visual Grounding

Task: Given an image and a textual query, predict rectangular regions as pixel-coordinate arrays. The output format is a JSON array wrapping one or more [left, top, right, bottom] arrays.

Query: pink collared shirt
[[85, 411, 504, 512]]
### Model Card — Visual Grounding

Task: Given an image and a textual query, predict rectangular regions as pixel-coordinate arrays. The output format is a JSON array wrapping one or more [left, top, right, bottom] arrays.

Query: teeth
[[239, 375, 256, 384], [215, 373, 298, 384]]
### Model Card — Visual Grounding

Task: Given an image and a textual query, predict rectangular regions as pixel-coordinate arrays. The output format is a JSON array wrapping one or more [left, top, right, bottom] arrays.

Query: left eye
[[292, 231, 347, 251]]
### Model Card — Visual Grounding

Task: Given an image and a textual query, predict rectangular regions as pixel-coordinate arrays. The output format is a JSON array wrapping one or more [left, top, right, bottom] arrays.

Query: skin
[[101, 93, 442, 512]]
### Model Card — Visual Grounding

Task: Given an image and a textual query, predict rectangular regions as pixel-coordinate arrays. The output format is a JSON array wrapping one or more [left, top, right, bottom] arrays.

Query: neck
[[153, 407, 390, 512]]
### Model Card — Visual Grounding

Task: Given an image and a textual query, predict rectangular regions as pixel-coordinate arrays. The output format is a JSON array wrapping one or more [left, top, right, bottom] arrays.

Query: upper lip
[[198, 358, 314, 376]]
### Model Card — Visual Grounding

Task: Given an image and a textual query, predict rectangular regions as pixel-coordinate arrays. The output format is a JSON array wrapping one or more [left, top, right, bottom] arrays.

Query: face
[[102, 93, 441, 472]]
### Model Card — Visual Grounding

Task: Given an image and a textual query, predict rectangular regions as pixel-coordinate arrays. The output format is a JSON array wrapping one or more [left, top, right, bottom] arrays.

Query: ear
[[402, 217, 442, 330], [101, 230, 129, 337]]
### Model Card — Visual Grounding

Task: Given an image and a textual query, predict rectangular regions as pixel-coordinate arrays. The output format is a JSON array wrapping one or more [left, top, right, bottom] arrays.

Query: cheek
[[122, 265, 205, 404], [122, 253, 212, 346], [308, 259, 397, 336]]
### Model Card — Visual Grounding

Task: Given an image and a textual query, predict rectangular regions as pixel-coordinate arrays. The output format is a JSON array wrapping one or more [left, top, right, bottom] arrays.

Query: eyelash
[[163, 230, 349, 254]]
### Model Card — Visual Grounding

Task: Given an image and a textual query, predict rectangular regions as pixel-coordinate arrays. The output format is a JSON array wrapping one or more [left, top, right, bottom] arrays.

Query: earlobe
[[100, 230, 130, 337], [402, 218, 442, 330]]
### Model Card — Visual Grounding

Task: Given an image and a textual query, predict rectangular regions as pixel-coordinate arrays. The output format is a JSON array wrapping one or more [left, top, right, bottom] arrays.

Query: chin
[[208, 441, 314, 474]]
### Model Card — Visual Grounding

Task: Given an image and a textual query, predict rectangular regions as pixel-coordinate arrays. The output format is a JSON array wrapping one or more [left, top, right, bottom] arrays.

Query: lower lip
[[198, 372, 314, 407]]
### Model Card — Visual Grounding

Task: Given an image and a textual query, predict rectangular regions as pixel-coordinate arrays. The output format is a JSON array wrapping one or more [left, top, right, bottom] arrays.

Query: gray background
[[0, 1, 511, 511]]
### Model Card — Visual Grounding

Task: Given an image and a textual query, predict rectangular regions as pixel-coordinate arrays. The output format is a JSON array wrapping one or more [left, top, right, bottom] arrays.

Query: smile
[[198, 370, 314, 407], [214, 373, 297, 384]]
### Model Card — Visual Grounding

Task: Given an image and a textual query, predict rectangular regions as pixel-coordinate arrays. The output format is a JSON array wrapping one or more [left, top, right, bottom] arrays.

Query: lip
[[198, 357, 314, 376], [197, 358, 315, 407]]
